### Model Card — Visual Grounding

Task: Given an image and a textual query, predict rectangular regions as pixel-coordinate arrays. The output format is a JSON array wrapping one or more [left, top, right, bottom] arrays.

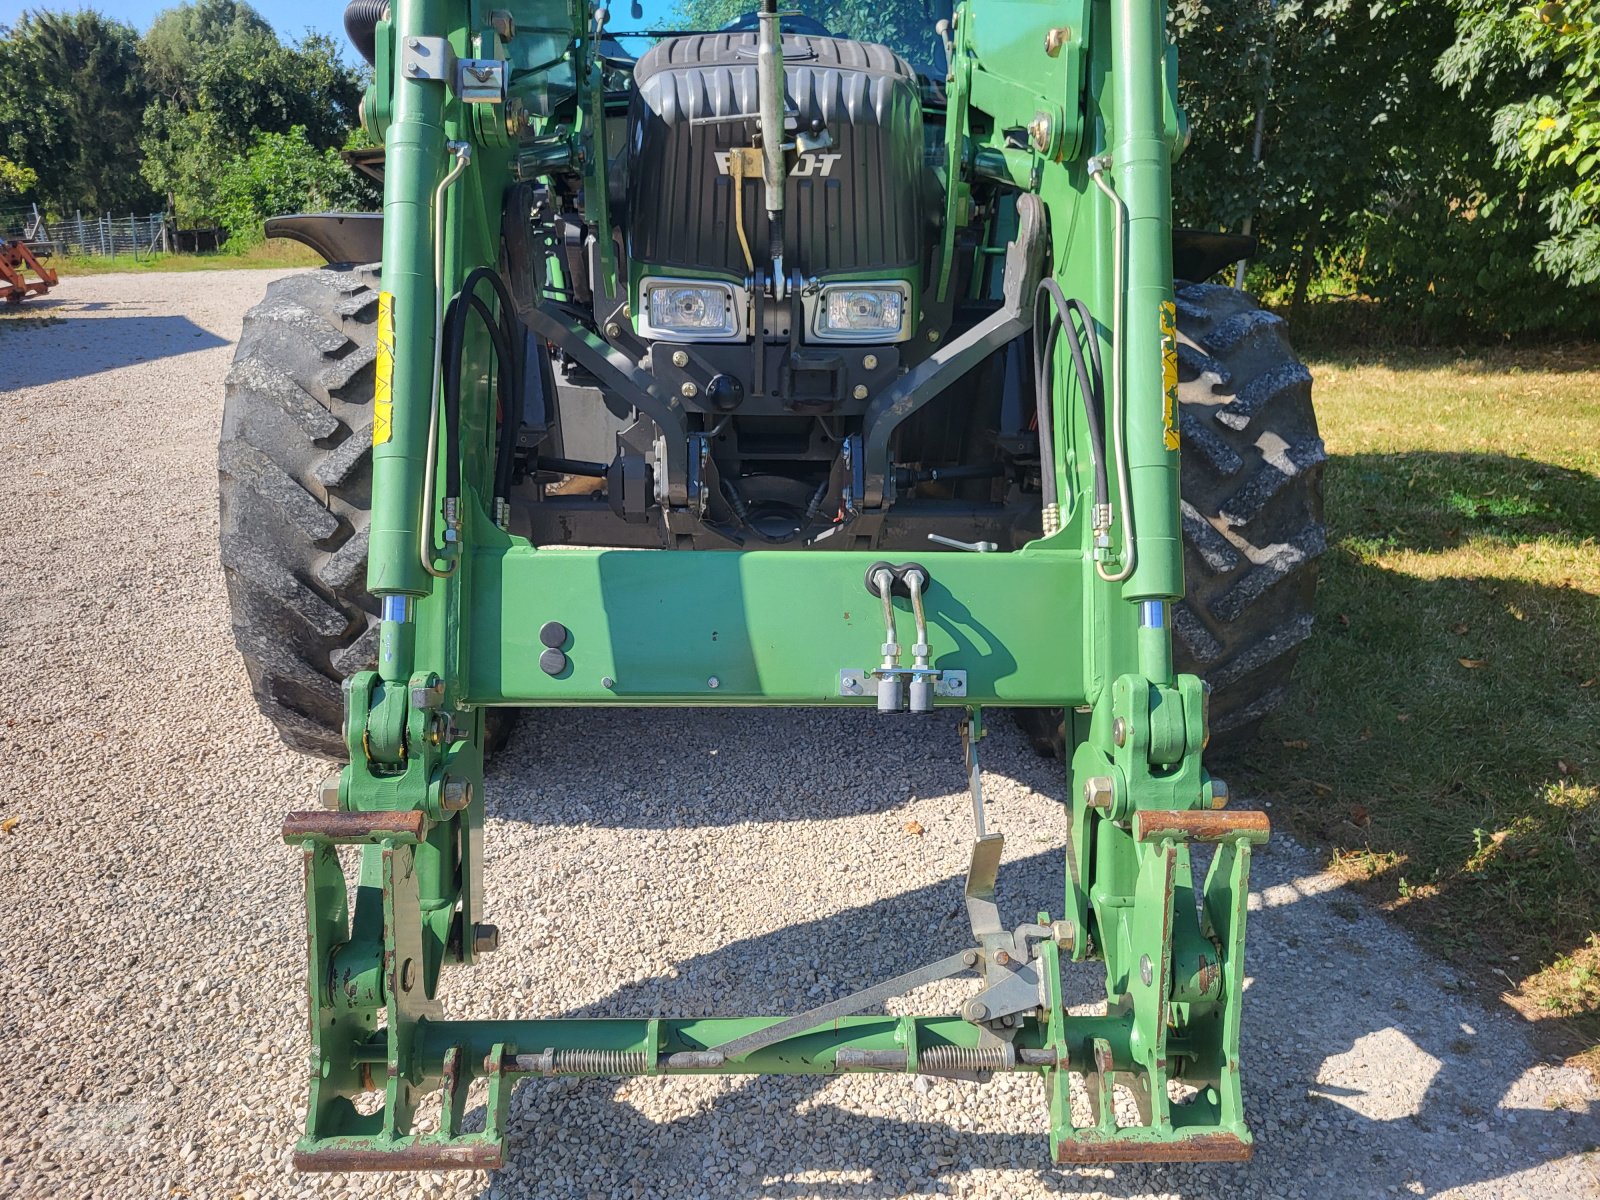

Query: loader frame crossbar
[[276, 0, 1274, 1173]]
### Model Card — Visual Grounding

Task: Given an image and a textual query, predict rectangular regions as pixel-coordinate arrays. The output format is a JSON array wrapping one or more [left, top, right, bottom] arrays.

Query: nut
[[318, 772, 342, 811], [1050, 919, 1075, 951], [441, 776, 473, 813], [473, 923, 500, 954], [489, 9, 515, 38], [1083, 775, 1114, 810], [1043, 26, 1070, 56]]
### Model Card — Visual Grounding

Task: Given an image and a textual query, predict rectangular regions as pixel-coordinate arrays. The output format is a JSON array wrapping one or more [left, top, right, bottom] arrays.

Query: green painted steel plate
[[464, 546, 1087, 705]]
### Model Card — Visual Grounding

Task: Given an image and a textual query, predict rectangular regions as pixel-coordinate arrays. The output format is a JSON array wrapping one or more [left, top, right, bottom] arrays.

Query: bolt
[[489, 9, 515, 39], [604, 321, 620, 338], [1043, 26, 1070, 56], [407, 62, 423, 76], [671, 350, 689, 367], [994, 949, 1012, 967], [408, 37, 422, 50], [601, 676, 615, 690], [1210, 777, 1231, 810], [441, 776, 473, 813], [1139, 954, 1153, 987], [318, 772, 341, 810], [1112, 717, 1128, 747], [1083, 775, 1114, 810], [862, 354, 878, 370], [961, 949, 978, 967], [852, 384, 868, 400], [1051, 919, 1075, 951], [473, 923, 500, 954], [963, 1000, 988, 1023], [680, 381, 699, 398], [1028, 116, 1051, 152], [926, 329, 940, 343], [400, 958, 416, 992], [707, 676, 720, 689], [429, 712, 447, 745]]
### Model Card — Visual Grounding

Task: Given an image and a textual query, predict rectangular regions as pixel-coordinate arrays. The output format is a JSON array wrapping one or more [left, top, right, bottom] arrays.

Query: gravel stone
[[0, 271, 1595, 1200]]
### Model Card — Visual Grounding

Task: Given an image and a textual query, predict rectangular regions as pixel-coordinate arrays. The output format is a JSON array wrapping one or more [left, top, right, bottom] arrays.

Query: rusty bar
[[293, 1141, 504, 1172], [1054, 1132, 1253, 1163], [1131, 809, 1270, 845], [281, 809, 429, 845]]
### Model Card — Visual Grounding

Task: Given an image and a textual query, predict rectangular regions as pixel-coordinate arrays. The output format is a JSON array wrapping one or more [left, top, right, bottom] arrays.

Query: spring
[[553, 1049, 649, 1076], [920, 1044, 1012, 1074]]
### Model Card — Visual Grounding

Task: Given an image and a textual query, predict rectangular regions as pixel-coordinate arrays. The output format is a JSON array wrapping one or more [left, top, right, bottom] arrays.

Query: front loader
[[219, 0, 1325, 1171]]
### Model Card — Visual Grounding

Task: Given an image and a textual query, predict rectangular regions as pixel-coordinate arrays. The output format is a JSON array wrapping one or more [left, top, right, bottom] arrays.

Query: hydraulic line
[[429, 264, 522, 569], [420, 141, 471, 580], [1088, 157, 1137, 583], [1033, 279, 1109, 541]]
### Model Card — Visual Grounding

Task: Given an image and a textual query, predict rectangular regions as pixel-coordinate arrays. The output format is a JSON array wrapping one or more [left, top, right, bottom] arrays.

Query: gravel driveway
[[0, 271, 1594, 1200]]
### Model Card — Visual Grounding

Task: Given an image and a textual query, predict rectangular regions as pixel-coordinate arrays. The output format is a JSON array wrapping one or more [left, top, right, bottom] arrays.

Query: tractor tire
[[219, 264, 383, 759], [1016, 282, 1325, 757]]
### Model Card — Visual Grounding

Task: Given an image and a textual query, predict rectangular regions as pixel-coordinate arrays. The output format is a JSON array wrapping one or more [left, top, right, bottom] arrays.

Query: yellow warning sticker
[[373, 291, 395, 446], [1159, 299, 1180, 452]]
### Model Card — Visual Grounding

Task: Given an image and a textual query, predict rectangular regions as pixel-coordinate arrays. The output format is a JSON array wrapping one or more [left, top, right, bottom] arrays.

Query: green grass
[[1223, 344, 1600, 1068], [51, 239, 322, 275]]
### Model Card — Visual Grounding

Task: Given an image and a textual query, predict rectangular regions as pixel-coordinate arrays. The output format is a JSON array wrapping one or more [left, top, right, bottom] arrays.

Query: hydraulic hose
[[343, 0, 389, 66], [435, 265, 521, 560], [1033, 279, 1110, 537]]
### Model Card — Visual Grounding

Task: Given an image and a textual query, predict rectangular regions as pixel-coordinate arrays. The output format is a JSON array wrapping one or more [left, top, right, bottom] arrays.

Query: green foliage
[[143, 0, 274, 103], [1491, 0, 1599, 284], [0, 154, 36, 197], [0, 10, 156, 213], [1174, 0, 1600, 338], [212, 126, 378, 243]]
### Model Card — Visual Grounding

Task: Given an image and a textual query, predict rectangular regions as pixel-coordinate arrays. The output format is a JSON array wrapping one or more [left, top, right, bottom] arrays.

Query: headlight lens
[[813, 283, 911, 342], [639, 279, 740, 341]]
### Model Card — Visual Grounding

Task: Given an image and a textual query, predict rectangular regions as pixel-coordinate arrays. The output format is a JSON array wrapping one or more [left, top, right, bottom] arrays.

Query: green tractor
[[220, 0, 1323, 1170]]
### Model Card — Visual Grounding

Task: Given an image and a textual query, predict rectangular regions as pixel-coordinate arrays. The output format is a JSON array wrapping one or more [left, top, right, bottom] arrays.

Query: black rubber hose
[[441, 267, 520, 509], [1034, 279, 1110, 513], [343, 0, 389, 66]]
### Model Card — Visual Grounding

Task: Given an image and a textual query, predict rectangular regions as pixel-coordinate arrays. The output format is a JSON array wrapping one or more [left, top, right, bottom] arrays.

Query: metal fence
[[0, 207, 170, 257]]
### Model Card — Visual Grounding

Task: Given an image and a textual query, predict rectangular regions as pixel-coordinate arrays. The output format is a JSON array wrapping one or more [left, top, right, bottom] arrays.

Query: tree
[[138, 4, 365, 225], [0, 11, 155, 213], [142, 0, 274, 104], [212, 126, 376, 241], [1465, 0, 1599, 284]]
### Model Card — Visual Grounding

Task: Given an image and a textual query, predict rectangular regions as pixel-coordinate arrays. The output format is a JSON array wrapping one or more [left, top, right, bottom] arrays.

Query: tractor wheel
[[219, 264, 383, 759], [1016, 282, 1325, 757]]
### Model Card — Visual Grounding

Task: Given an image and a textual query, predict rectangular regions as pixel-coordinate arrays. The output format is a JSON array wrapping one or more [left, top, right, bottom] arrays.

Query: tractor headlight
[[637, 278, 741, 342], [811, 282, 911, 343]]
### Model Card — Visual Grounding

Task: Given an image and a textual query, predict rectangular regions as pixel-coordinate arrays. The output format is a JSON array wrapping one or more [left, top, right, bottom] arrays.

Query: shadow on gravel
[[473, 713, 1595, 1198], [3, 311, 227, 387], [487, 705, 1066, 828]]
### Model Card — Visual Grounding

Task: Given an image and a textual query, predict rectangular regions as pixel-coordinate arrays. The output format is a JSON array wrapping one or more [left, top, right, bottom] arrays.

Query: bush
[[211, 126, 376, 244]]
